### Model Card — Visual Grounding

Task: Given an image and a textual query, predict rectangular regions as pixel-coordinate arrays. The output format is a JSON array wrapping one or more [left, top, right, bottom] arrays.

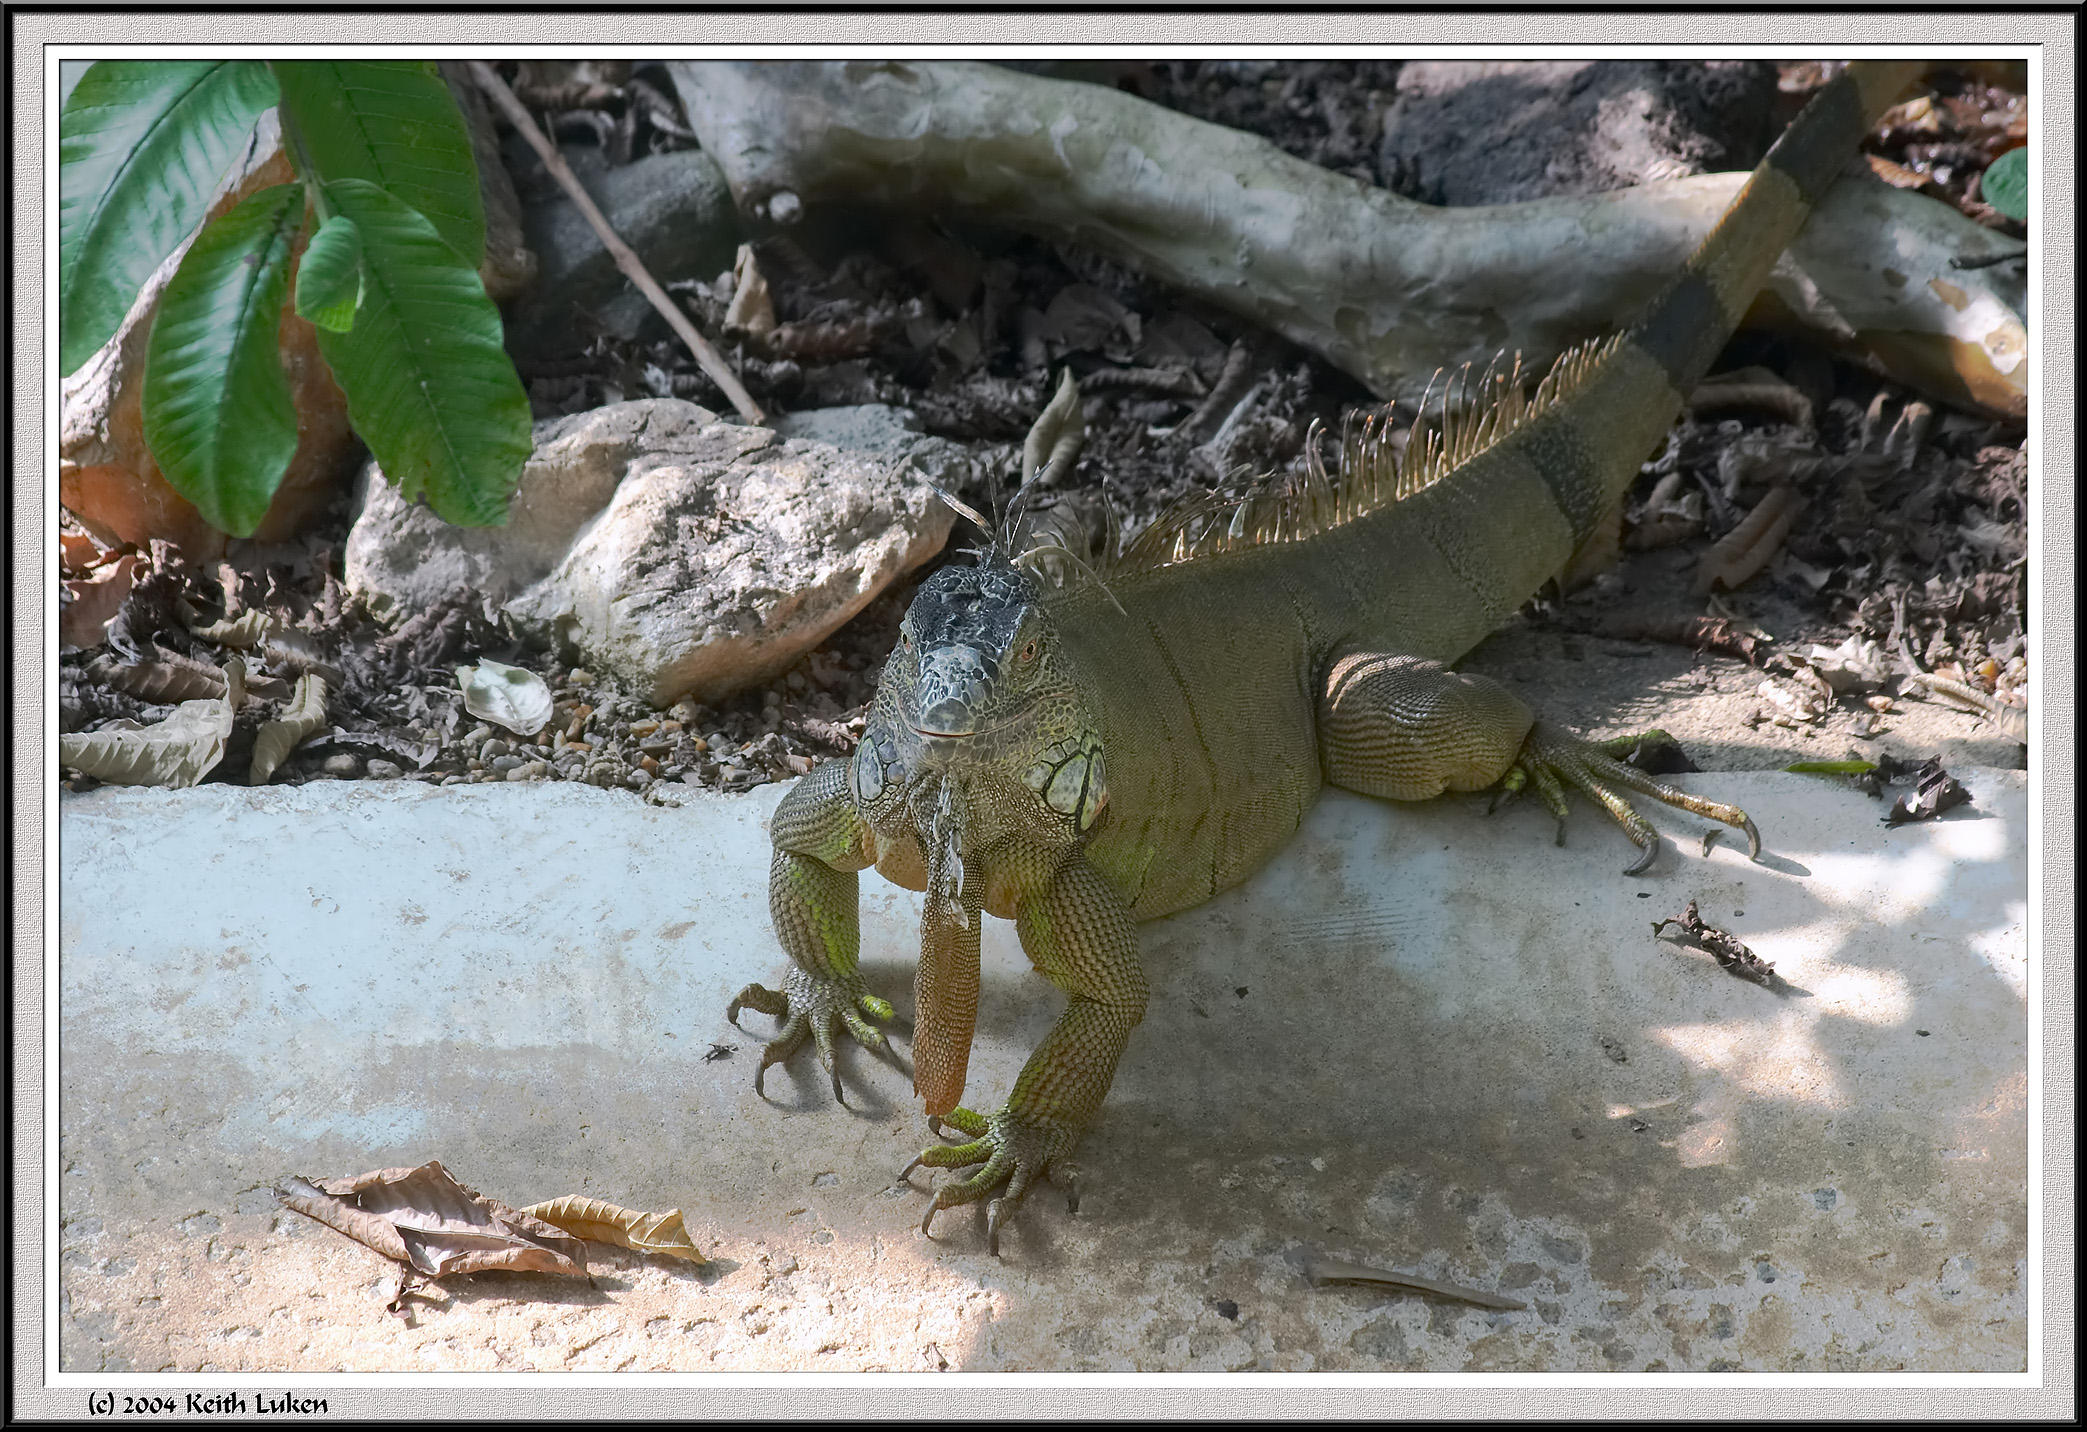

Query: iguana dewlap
[[727, 61, 1924, 1254]]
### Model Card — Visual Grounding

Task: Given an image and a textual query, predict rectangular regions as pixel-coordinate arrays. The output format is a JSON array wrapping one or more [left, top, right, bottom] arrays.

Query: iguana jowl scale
[[728, 61, 1924, 1253]]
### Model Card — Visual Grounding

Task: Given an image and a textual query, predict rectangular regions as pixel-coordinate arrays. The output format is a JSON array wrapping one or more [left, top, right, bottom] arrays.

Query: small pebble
[[490, 754, 525, 774], [506, 765, 534, 782], [481, 738, 511, 762], [625, 768, 653, 790], [532, 744, 552, 759], [462, 723, 493, 748], [322, 754, 361, 778], [365, 759, 404, 780], [441, 774, 466, 786]]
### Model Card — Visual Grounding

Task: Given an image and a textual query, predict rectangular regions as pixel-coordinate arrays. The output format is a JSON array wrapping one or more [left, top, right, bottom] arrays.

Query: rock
[[343, 398, 705, 620], [321, 754, 362, 779], [364, 759, 405, 780], [347, 399, 963, 708], [503, 146, 742, 362], [1379, 60, 1780, 207]]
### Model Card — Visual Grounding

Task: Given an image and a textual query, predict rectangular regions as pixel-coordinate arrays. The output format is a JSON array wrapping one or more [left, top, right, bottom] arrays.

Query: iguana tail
[[1295, 59, 1923, 657], [1545, 58, 1925, 538]]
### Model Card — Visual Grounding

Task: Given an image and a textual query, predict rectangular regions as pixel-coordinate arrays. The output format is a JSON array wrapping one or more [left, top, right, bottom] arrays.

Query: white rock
[[345, 399, 961, 708]]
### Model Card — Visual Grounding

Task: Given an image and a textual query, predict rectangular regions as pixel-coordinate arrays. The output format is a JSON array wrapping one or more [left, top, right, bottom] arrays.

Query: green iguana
[[728, 60, 1924, 1253]]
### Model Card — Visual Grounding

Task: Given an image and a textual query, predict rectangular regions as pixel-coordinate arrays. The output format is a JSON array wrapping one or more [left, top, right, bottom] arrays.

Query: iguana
[[727, 60, 1923, 1253]]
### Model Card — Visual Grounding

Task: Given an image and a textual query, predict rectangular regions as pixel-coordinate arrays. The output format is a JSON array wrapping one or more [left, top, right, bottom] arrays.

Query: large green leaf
[[270, 60, 484, 267], [59, 59, 280, 375], [140, 183, 304, 538], [313, 178, 529, 527], [295, 214, 364, 333]]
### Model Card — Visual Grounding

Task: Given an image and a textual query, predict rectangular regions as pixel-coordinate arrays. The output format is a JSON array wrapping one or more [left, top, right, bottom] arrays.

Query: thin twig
[[467, 60, 766, 425]]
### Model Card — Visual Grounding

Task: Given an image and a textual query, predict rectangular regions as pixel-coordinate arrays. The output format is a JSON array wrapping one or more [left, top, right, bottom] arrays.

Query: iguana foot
[[1494, 721, 1761, 875], [897, 1105, 1079, 1255], [727, 967, 895, 1103]]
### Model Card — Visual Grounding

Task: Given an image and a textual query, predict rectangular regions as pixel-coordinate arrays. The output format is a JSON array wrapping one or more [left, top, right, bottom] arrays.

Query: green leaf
[[140, 183, 304, 538], [60, 59, 280, 375], [313, 178, 530, 527], [296, 214, 364, 333], [270, 60, 484, 266], [1981, 146, 2027, 222], [1784, 760, 1880, 776]]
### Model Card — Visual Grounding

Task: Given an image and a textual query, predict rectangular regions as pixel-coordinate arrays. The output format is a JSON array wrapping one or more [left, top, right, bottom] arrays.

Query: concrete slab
[[57, 769, 2027, 1372]]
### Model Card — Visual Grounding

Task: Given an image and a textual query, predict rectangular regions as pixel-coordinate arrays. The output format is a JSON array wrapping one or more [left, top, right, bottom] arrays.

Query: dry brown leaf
[[90, 649, 229, 704], [59, 657, 244, 787], [723, 242, 776, 338], [520, 1196, 709, 1265], [249, 673, 330, 785], [188, 607, 275, 648], [278, 1161, 587, 1280], [59, 552, 145, 649], [1695, 484, 1804, 594]]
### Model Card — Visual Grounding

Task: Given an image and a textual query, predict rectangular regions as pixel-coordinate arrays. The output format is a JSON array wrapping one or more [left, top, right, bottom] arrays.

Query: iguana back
[[1045, 61, 1919, 918]]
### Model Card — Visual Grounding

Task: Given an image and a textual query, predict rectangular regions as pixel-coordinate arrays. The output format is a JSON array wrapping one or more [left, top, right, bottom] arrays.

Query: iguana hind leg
[[730, 759, 893, 1101], [1315, 650, 1759, 874]]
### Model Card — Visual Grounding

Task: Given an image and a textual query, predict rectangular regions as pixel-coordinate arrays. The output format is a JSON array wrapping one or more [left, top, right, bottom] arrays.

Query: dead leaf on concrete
[[1304, 1254, 1527, 1311], [59, 657, 245, 787], [276, 1161, 587, 1280], [249, 673, 330, 785], [1884, 757, 1973, 826], [519, 1196, 709, 1265]]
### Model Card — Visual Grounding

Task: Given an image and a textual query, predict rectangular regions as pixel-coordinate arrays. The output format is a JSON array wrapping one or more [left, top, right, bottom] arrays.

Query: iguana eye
[[1018, 639, 1038, 664]]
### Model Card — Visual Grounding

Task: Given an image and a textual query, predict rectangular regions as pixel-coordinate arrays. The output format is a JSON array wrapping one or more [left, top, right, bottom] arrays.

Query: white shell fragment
[[456, 659, 554, 736]]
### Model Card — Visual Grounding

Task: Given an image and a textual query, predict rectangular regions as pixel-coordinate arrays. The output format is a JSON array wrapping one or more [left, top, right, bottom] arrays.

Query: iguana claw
[[1502, 722, 1762, 875], [727, 968, 894, 1102], [903, 1106, 1077, 1256]]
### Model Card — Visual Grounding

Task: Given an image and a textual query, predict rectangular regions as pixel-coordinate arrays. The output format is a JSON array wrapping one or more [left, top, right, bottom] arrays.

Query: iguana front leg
[[903, 852, 1147, 1254], [1316, 650, 1759, 873], [728, 759, 892, 1100]]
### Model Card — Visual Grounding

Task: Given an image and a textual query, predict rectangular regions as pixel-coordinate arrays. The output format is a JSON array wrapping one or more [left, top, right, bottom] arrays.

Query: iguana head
[[866, 560, 1108, 835]]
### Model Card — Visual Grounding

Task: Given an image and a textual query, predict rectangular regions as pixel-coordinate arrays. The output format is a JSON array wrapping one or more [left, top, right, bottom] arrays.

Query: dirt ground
[[59, 57, 2029, 816]]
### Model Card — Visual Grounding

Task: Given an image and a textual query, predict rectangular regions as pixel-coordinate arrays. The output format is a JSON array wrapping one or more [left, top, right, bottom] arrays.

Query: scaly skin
[[729, 61, 1923, 1254]]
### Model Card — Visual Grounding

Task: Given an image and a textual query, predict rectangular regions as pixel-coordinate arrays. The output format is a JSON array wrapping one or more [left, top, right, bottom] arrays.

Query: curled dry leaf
[[457, 658, 554, 736], [188, 608, 275, 649], [518, 1196, 709, 1265], [276, 1160, 587, 1280], [1651, 898, 1790, 993], [60, 552, 146, 649], [723, 242, 776, 338], [1304, 1255, 1527, 1312], [1695, 484, 1803, 594], [1884, 757, 1974, 826], [1021, 368, 1087, 489], [60, 657, 245, 788], [249, 673, 330, 785], [90, 649, 229, 704]]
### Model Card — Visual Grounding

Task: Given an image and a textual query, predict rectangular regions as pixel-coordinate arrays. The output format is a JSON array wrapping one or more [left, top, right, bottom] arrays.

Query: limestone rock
[[346, 399, 965, 707], [343, 398, 701, 619]]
